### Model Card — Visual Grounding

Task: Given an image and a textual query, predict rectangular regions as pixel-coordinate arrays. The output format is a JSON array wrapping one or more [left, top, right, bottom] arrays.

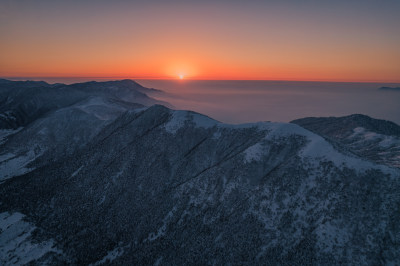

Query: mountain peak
[[0, 78, 12, 83]]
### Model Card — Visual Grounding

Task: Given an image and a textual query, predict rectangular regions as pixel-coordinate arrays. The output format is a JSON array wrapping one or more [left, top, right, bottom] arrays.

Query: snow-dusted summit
[[0, 80, 399, 265]]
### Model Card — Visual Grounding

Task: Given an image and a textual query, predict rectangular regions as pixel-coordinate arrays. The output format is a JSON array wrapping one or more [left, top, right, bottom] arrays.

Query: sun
[[165, 63, 197, 80]]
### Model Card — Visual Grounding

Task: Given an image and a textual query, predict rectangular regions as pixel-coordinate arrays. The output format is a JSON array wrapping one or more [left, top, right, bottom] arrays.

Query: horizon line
[[2, 76, 400, 84]]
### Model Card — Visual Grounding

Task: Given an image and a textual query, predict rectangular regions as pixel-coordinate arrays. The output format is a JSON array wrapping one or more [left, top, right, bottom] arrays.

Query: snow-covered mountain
[[292, 114, 400, 168], [0, 79, 166, 181], [0, 80, 399, 265], [0, 79, 168, 130]]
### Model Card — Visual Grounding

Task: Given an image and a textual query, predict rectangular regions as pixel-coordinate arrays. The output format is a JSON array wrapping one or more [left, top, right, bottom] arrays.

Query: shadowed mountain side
[[1, 105, 399, 265], [0, 79, 170, 130], [0, 79, 170, 180]]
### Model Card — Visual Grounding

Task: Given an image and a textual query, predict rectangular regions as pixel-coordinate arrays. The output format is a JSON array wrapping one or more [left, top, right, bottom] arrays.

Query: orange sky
[[1, 1, 399, 82]]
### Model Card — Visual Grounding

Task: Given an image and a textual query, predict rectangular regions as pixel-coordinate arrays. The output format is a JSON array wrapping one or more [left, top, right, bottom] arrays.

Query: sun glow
[[165, 63, 198, 80]]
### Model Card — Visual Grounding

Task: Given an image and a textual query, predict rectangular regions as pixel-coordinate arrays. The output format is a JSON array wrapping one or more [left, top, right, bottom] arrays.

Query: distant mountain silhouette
[[379, 86, 400, 90], [0, 78, 170, 130]]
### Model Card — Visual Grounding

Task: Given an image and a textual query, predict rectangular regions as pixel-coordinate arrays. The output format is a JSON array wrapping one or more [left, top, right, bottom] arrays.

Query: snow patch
[[0, 150, 41, 182], [219, 121, 270, 130], [164, 111, 187, 133], [212, 131, 222, 139], [90, 247, 124, 265], [0, 212, 61, 266], [75, 97, 121, 120], [165, 110, 217, 133], [350, 127, 399, 149], [243, 143, 264, 163], [71, 165, 83, 177], [189, 112, 218, 129], [145, 207, 177, 242]]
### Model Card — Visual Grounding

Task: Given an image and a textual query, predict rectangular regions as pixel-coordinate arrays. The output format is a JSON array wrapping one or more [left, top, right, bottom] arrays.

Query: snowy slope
[[0, 212, 63, 265], [292, 114, 400, 168], [0, 78, 168, 130], [0, 105, 399, 265], [0, 79, 165, 181]]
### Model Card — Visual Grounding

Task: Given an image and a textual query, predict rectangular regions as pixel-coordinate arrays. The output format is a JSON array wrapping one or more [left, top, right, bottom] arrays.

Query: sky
[[1, 0, 399, 82]]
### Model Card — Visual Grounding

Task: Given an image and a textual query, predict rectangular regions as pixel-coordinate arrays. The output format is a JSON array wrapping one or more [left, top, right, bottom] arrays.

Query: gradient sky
[[1, 0, 399, 81]]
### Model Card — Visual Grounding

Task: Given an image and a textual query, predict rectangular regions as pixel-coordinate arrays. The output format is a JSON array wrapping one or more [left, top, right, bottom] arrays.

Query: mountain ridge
[[292, 114, 400, 168], [0, 80, 399, 265]]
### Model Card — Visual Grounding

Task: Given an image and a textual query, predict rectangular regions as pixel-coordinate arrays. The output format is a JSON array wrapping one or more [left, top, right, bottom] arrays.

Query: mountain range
[[0, 79, 399, 265]]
